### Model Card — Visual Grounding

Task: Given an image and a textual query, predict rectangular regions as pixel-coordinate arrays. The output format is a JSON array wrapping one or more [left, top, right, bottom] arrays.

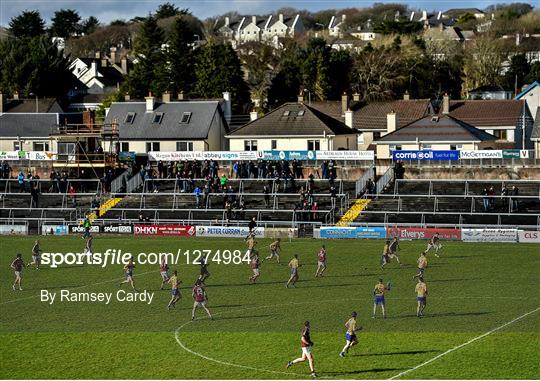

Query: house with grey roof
[[532, 108, 540, 158], [226, 100, 358, 151], [374, 114, 497, 158], [103, 94, 230, 155]]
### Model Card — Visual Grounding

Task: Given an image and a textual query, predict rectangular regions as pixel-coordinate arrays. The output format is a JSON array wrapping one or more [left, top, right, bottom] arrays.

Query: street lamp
[[29, 92, 38, 113], [304, 88, 312, 105]]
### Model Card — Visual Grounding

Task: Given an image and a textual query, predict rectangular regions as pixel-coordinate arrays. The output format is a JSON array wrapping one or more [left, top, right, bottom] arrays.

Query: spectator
[[220, 174, 228, 189], [248, 217, 257, 234], [17, 171, 25, 192], [501, 186, 509, 210], [482, 187, 490, 212], [263, 185, 270, 208], [394, 161, 405, 180], [488, 186, 496, 209], [194, 186, 202, 209], [511, 185, 519, 212], [311, 202, 319, 220], [321, 161, 328, 179], [157, 161, 164, 179], [366, 178, 375, 198], [30, 181, 39, 208], [68, 185, 77, 207], [233, 161, 240, 179], [330, 186, 337, 209]]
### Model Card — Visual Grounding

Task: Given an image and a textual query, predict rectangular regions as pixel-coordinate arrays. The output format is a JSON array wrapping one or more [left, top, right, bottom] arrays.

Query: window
[[389, 144, 402, 152], [450, 144, 463, 150], [13, 141, 21, 151], [176, 141, 194, 151], [33, 141, 50, 151], [307, 140, 320, 151], [125, 112, 136, 124], [146, 142, 160, 152], [421, 144, 432, 150], [282, 110, 290, 117], [493, 130, 507, 140], [120, 142, 130, 152], [152, 112, 163, 124], [180, 112, 192, 124], [244, 140, 257, 151], [297, 110, 305, 117], [271, 140, 277, 150], [373, 132, 382, 140]]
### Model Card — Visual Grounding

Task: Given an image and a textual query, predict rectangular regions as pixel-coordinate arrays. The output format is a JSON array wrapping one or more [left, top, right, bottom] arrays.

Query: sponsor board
[[68, 225, 101, 234], [102, 225, 133, 234], [459, 150, 503, 159], [461, 228, 517, 242], [502, 149, 531, 159], [196, 226, 265, 238], [386, 227, 461, 240], [119, 151, 136, 162], [316, 150, 374, 160], [320, 227, 387, 239], [518, 230, 540, 243], [257, 150, 316, 161], [0, 224, 28, 235], [0, 151, 57, 161], [134, 224, 196, 236], [392, 150, 460, 161], [41, 224, 68, 235], [148, 151, 258, 161]]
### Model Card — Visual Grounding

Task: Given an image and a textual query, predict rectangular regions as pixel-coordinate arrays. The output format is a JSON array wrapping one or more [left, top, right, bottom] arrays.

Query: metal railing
[[376, 167, 394, 196], [394, 179, 540, 197], [355, 165, 375, 197]]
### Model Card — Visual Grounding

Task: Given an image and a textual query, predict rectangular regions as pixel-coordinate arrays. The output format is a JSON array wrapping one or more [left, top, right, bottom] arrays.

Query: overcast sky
[[0, 0, 535, 26]]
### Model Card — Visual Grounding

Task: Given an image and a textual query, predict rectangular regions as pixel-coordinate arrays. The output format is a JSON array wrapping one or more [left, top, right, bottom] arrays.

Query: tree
[[267, 45, 303, 107], [168, 17, 196, 95], [193, 42, 251, 113], [109, 19, 127, 27], [301, 38, 331, 100], [524, 62, 540, 84], [125, 16, 167, 97], [462, 35, 504, 93], [81, 16, 100, 35], [373, 20, 422, 35], [51, 9, 82, 38], [0, 35, 71, 97], [155, 2, 190, 19], [504, 54, 531, 92], [8, 10, 45, 38]]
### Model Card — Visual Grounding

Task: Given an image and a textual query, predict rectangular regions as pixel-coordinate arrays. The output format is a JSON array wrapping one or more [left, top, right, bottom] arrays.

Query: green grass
[[0, 236, 539, 379]]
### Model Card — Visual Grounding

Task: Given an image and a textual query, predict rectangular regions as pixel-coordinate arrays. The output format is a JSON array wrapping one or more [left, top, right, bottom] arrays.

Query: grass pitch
[[0, 236, 539, 379]]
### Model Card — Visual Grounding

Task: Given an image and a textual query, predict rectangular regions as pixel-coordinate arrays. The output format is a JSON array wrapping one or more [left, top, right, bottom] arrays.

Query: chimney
[[341, 14, 346, 23], [121, 57, 128, 74], [410, 11, 415, 21], [252, 16, 257, 25], [90, 61, 98, 76], [341, 92, 349, 116], [297, 92, 304, 103], [387, 111, 398, 133], [403, 91, 410, 100], [13, 91, 19, 100], [95, 51, 101, 59], [515, 33, 521, 46], [0, 92, 3, 113], [279, 14, 284, 23], [110, 47, 117, 63], [437, 11, 442, 20], [145, 93, 155, 112], [82, 110, 95, 127], [442, 93, 450, 114], [250, 110, 258, 121], [162, 91, 171, 103], [178, 91, 184, 101], [101, 58, 107, 67], [421, 10, 427, 21], [124, 93, 130, 101], [353, 93, 360, 101], [225, 16, 230, 26], [222, 91, 232, 124], [345, 109, 353, 128]]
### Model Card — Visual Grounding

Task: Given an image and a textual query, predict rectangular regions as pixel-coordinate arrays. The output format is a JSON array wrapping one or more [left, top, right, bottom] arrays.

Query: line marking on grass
[[0, 270, 157, 305], [388, 306, 540, 380]]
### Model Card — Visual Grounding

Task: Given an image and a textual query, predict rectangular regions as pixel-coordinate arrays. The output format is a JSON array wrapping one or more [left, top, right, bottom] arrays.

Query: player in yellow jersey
[[415, 277, 428, 317], [167, 270, 181, 310], [340, 311, 361, 357], [266, 238, 281, 263], [380, 240, 391, 269], [372, 278, 390, 318], [413, 252, 428, 279], [286, 254, 300, 288]]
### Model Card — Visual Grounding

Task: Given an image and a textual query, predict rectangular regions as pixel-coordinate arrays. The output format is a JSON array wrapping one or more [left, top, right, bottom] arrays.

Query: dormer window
[[180, 112, 192, 124], [125, 112, 136, 124], [152, 112, 163, 124], [297, 110, 305, 117], [283, 110, 290, 116]]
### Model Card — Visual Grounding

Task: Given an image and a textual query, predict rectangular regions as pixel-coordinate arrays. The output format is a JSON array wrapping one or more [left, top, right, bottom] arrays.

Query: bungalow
[[103, 93, 230, 155], [374, 114, 497, 159], [226, 101, 358, 151]]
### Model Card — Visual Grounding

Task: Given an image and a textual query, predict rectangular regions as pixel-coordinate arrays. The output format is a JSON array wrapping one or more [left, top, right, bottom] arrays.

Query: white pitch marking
[[388, 306, 540, 380]]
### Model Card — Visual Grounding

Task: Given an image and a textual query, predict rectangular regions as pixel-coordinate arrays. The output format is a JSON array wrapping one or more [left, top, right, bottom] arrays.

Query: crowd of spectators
[[483, 185, 520, 212]]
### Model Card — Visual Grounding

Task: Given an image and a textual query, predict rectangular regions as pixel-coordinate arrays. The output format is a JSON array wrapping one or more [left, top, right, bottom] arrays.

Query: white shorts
[[302, 346, 312, 356], [32, 255, 41, 262], [160, 271, 169, 280], [388, 253, 397, 258], [270, 250, 278, 257], [318, 261, 326, 267], [252, 268, 260, 276], [14, 271, 22, 278], [194, 301, 207, 308]]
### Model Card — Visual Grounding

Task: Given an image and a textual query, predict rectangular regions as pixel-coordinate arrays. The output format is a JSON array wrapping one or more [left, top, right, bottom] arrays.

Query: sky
[[0, 0, 536, 26]]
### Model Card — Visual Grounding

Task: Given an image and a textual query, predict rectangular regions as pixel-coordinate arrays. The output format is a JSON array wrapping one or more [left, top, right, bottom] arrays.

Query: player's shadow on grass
[[398, 311, 492, 318], [429, 278, 482, 282], [323, 367, 406, 375], [215, 313, 273, 321], [351, 349, 438, 357]]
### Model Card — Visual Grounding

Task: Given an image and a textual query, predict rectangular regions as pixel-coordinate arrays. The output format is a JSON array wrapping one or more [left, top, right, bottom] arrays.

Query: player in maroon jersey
[[249, 252, 261, 284], [159, 258, 170, 290], [315, 245, 327, 277], [191, 279, 213, 320], [286, 321, 316, 377]]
